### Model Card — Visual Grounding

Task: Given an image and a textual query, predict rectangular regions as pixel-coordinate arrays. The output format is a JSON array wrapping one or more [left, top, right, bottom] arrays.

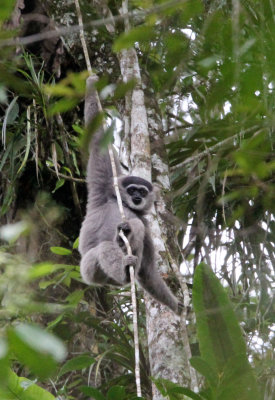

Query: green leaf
[[0, 85, 7, 103], [152, 378, 175, 396], [107, 386, 126, 400], [39, 279, 56, 289], [50, 246, 72, 255], [14, 324, 67, 362], [72, 124, 84, 135], [129, 396, 148, 400], [80, 386, 106, 400], [65, 289, 84, 305], [238, 38, 256, 56], [48, 98, 78, 115], [82, 112, 104, 150], [234, 131, 271, 178], [73, 237, 79, 249], [216, 354, 260, 400], [198, 55, 220, 70], [0, 338, 8, 359], [113, 26, 155, 52], [0, 370, 55, 399], [168, 386, 203, 400], [99, 122, 115, 149], [58, 355, 95, 377], [17, 105, 31, 174], [0, 338, 9, 384], [113, 79, 137, 100], [178, 0, 203, 23], [8, 324, 67, 379], [129, 397, 145, 400], [189, 357, 218, 388], [0, 0, 17, 24], [3, 96, 18, 125], [193, 263, 260, 400], [193, 263, 246, 370], [28, 262, 56, 279], [52, 178, 65, 193], [153, 378, 203, 400]]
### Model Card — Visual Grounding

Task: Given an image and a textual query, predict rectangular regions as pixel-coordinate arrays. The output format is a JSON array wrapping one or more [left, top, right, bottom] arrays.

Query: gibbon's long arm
[[84, 76, 121, 206], [138, 267, 180, 314], [137, 233, 181, 314]]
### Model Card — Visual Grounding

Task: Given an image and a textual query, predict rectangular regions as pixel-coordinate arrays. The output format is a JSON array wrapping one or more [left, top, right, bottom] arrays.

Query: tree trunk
[[117, 33, 191, 399], [146, 96, 195, 396]]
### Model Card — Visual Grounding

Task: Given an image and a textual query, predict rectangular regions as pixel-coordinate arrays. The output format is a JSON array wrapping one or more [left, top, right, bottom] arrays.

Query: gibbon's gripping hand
[[123, 254, 138, 282], [116, 221, 131, 248], [118, 221, 132, 235], [117, 221, 132, 239]]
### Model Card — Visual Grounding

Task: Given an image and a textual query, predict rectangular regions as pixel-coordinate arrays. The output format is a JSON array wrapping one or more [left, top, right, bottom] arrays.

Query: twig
[[33, 99, 39, 183], [121, 0, 130, 32], [0, 0, 184, 48], [118, 230, 141, 397], [221, 169, 228, 225], [74, 0, 92, 75], [108, 144, 142, 398], [47, 167, 85, 183], [170, 125, 260, 171]]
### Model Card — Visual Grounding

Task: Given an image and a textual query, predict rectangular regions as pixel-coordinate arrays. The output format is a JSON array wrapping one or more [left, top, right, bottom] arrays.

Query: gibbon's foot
[[123, 254, 138, 282]]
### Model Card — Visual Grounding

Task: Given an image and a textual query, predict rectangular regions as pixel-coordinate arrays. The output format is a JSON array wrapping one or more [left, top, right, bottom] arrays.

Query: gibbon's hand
[[116, 221, 134, 252], [123, 254, 138, 282], [117, 221, 132, 236]]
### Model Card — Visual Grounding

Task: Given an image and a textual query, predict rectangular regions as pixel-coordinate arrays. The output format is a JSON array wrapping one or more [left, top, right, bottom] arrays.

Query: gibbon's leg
[[98, 241, 138, 284], [80, 245, 109, 285], [81, 241, 138, 286]]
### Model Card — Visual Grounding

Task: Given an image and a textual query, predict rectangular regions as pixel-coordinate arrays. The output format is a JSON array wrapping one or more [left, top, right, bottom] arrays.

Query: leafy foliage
[[0, 370, 56, 400], [192, 263, 260, 400]]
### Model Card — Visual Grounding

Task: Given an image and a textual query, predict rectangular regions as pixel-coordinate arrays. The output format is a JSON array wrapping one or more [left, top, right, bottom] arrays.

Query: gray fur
[[79, 76, 182, 315]]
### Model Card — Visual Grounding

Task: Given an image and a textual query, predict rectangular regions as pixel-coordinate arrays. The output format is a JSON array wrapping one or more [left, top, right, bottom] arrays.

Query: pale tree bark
[[116, 3, 193, 398], [146, 97, 199, 394]]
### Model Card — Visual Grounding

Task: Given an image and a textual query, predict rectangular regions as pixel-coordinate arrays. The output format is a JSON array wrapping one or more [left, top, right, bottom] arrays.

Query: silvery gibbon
[[79, 76, 182, 314]]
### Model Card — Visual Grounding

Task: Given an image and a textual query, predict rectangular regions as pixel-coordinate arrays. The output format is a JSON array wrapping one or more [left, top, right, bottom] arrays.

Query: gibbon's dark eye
[[139, 188, 148, 198], [127, 186, 136, 196]]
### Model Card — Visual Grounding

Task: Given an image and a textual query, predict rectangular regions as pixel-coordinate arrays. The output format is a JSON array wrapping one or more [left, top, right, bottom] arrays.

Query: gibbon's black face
[[127, 185, 149, 204], [119, 176, 154, 212]]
